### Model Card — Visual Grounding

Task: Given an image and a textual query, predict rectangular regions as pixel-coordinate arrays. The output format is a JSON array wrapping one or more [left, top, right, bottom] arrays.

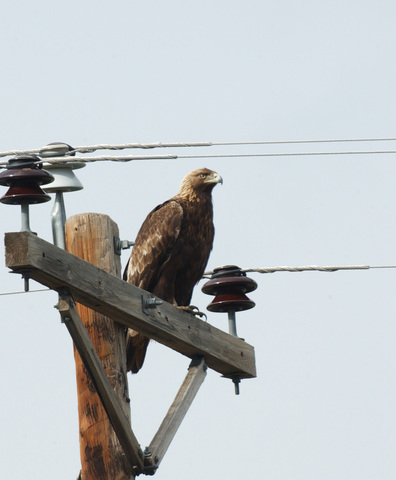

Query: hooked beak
[[208, 171, 223, 185]]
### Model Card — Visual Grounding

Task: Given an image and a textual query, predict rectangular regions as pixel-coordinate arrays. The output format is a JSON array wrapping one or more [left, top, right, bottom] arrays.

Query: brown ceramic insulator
[[202, 265, 258, 313], [205, 292, 256, 313], [0, 185, 51, 204], [0, 155, 54, 205]]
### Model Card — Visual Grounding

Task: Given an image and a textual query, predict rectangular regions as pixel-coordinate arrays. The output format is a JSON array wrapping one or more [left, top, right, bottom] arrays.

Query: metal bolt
[[142, 295, 163, 314], [114, 237, 135, 255]]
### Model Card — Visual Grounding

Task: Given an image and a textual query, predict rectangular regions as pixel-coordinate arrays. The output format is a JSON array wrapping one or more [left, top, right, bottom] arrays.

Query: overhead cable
[[215, 137, 396, 146], [2, 265, 395, 296], [179, 149, 396, 160], [0, 287, 50, 297], [1, 135, 396, 160], [2, 149, 396, 168], [204, 264, 396, 277], [0, 142, 212, 159]]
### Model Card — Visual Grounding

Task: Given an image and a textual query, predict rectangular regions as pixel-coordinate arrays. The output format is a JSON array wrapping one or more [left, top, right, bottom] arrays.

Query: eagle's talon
[[178, 305, 207, 320]]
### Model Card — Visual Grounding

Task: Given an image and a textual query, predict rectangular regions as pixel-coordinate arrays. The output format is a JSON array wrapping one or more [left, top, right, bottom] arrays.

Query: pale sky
[[1, 1, 396, 479]]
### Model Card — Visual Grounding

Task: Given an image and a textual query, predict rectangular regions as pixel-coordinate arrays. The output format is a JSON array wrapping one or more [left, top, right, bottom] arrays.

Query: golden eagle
[[123, 168, 222, 373]]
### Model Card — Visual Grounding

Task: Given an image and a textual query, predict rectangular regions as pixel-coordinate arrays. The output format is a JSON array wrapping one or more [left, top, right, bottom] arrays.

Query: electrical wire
[[203, 264, 396, 277], [1, 136, 396, 162], [0, 287, 50, 297], [179, 149, 396, 160], [0, 141, 212, 159], [1, 264, 395, 296], [43, 154, 178, 164], [0, 153, 178, 167], [70, 141, 212, 154], [2, 148, 396, 168], [214, 137, 396, 146]]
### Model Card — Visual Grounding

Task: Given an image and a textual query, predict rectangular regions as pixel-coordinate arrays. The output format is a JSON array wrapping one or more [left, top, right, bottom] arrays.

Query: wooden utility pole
[[65, 213, 132, 480], [5, 229, 256, 474]]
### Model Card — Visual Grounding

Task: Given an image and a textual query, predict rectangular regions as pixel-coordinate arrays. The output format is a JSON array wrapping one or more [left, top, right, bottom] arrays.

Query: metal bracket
[[114, 236, 134, 255], [142, 294, 163, 314], [142, 447, 159, 476]]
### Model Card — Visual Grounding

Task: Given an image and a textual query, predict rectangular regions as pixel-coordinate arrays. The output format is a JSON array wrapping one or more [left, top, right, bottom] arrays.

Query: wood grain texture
[[148, 357, 207, 468], [57, 291, 143, 475], [4, 231, 256, 379], [65, 214, 135, 480]]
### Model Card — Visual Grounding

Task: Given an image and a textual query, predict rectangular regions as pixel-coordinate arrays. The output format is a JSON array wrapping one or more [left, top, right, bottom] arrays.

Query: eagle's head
[[179, 168, 223, 199]]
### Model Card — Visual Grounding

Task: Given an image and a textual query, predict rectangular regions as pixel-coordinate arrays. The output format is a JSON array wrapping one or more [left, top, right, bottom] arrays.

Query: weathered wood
[[57, 290, 143, 475], [64, 214, 135, 480], [4, 231, 256, 379], [147, 357, 207, 470]]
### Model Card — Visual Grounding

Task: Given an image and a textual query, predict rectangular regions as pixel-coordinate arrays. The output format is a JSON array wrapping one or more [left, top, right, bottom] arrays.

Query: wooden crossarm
[[5, 231, 256, 379]]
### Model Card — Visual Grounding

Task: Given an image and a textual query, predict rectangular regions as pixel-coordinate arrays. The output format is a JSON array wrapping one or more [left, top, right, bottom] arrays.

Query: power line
[[0, 153, 178, 168], [179, 149, 396, 160], [0, 288, 50, 297], [1, 136, 396, 160], [2, 265, 395, 296], [0, 141, 212, 159], [215, 137, 396, 146], [44, 154, 178, 164], [2, 148, 396, 168], [204, 264, 396, 276], [70, 141, 212, 154]]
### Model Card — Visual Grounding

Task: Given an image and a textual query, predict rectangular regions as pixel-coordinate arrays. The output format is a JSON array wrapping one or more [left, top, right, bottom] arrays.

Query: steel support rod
[[20, 203, 32, 232], [51, 191, 66, 249], [227, 311, 241, 394], [228, 310, 238, 337]]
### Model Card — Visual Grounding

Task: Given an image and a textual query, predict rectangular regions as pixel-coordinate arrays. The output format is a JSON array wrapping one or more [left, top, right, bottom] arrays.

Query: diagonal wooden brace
[[56, 289, 145, 475], [143, 356, 207, 474]]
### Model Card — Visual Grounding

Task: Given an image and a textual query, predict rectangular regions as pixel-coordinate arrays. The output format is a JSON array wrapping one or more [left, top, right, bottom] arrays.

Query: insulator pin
[[40, 142, 85, 249], [0, 155, 55, 290], [202, 265, 258, 395]]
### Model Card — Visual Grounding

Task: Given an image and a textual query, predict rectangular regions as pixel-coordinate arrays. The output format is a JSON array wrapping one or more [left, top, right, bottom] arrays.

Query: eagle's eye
[[199, 173, 207, 179]]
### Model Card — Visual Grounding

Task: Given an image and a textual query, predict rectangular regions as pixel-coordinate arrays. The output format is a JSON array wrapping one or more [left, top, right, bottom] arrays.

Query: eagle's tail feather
[[126, 329, 150, 374]]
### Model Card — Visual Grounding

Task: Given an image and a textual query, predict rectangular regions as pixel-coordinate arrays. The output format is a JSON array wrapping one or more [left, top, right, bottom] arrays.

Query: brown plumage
[[123, 168, 222, 373]]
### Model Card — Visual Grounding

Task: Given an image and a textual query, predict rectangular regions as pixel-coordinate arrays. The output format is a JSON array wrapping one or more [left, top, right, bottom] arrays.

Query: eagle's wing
[[124, 199, 183, 373], [124, 199, 183, 290]]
